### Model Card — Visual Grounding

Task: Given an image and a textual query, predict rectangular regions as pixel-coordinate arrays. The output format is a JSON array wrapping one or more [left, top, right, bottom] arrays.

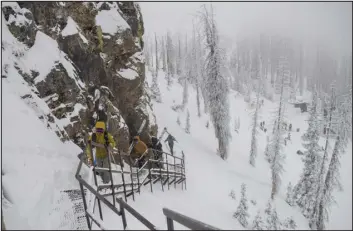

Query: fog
[[140, 2, 352, 56]]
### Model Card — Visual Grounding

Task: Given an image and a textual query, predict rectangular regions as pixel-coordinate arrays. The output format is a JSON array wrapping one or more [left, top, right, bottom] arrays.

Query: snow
[[95, 4, 130, 35], [117, 68, 139, 80], [94, 68, 351, 230], [22, 31, 85, 89], [2, 81, 82, 229], [61, 17, 89, 44]]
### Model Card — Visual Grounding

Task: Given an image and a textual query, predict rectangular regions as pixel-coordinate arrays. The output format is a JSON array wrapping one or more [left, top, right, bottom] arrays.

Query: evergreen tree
[[310, 86, 336, 230], [201, 4, 231, 160], [151, 70, 161, 103], [283, 217, 297, 230], [270, 206, 280, 230], [176, 35, 182, 76], [286, 182, 295, 206], [264, 200, 273, 230], [176, 116, 181, 126], [182, 77, 189, 110], [252, 211, 264, 230], [292, 88, 321, 216], [185, 110, 190, 134], [316, 93, 349, 230], [229, 189, 236, 200], [193, 22, 202, 117], [155, 33, 159, 71], [233, 183, 249, 228], [270, 49, 288, 199], [161, 36, 167, 72], [249, 77, 261, 166], [166, 32, 175, 80]]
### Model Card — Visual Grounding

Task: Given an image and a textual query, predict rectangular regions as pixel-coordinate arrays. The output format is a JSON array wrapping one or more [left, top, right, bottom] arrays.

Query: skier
[[130, 136, 148, 168], [164, 133, 177, 155], [86, 121, 116, 184], [289, 123, 292, 132]]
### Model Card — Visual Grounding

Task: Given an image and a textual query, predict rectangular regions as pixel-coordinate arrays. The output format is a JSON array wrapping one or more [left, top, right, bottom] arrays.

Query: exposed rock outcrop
[[2, 2, 156, 154]]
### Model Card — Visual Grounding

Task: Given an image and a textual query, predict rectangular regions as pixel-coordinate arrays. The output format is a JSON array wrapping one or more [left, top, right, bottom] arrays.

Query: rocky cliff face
[[2, 2, 157, 155]]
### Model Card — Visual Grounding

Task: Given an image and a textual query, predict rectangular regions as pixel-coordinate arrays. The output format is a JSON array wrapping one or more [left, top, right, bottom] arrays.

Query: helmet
[[95, 121, 106, 133]]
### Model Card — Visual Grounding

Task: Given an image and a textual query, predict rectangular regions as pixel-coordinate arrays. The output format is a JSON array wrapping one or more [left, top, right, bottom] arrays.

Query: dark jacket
[[165, 134, 176, 145]]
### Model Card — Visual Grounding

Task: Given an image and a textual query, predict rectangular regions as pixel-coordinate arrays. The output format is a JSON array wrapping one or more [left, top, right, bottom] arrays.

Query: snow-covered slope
[[2, 79, 83, 229], [96, 68, 351, 230]]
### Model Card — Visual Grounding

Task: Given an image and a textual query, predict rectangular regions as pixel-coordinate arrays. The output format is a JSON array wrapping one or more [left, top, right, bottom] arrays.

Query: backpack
[[92, 131, 109, 146]]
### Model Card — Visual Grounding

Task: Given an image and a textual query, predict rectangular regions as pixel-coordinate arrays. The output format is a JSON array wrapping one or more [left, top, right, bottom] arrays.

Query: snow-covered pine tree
[[233, 183, 249, 228], [185, 110, 190, 134], [310, 85, 336, 229], [161, 36, 167, 72], [176, 116, 181, 126], [292, 87, 321, 216], [144, 35, 151, 68], [270, 46, 288, 199], [252, 211, 265, 230], [176, 35, 182, 76], [201, 4, 231, 159], [264, 139, 271, 163], [151, 70, 161, 103], [249, 72, 262, 166], [193, 22, 201, 117], [155, 33, 159, 71], [286, 182, 294, 206], [229, 189, 236, 200], [264, 200, 273, 230], [315, 93, 350, 230], [166, 32, 175, 84], [270, 206, 280, 230], [283, 217, 297, 230], [181, 77, 189, 110]]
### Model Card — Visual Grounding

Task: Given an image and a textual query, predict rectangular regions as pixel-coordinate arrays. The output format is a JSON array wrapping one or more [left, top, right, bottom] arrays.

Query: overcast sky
[[140, 2, 352, 56]]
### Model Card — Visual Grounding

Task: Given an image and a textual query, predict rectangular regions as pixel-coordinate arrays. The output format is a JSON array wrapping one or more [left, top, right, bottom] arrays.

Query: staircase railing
[[163, 208, 221, 230], [76, 142, 186, 230]]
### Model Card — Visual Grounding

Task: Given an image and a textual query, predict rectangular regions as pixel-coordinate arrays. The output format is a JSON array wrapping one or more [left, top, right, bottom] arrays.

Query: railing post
[[174, 157, 176, 189], [166, 152, 170, 190], [159, 151, 164, 192], [118, 152, 128, 202], [120, 203, 127, 230], [182, 151, 186, 190], [107, 148, 116, 207], [129, 160, 135, 201], [79, 182, 91, 230], [166, 217, 174, 230], [93, 167, 103, 220], [149, 160, 153, 193], [137, 164, 140, 194]]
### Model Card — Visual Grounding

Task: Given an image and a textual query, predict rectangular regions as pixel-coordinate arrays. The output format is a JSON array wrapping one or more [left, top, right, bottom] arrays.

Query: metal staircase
[[74, 143, 219, 230]]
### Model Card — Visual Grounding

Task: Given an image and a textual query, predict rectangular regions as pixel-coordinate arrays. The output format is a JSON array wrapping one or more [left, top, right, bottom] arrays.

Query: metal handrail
[[76, 142, 187, 230], [163, 208, 221, 230]]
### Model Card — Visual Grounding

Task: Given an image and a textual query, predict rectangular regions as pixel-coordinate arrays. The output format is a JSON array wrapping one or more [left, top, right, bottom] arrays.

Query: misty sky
[[140, 2, 352, 56]]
